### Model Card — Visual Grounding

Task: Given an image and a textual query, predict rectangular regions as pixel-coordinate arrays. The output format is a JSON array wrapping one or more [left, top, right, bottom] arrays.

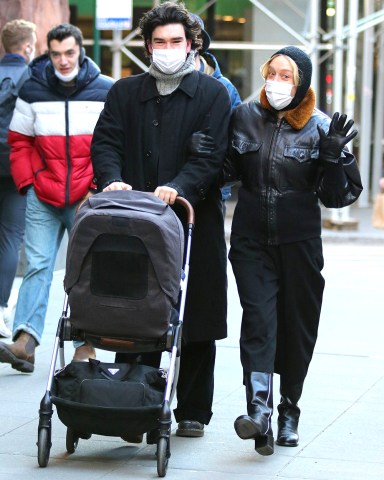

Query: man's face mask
[[26, 46, 35, 63], [152, 48, 187, 74], [265, 80, 294, 110]]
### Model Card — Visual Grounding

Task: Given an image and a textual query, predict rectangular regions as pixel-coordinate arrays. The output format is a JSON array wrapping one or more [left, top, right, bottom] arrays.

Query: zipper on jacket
[[266, 117, 283, 244], [65, 98, 71, 206]]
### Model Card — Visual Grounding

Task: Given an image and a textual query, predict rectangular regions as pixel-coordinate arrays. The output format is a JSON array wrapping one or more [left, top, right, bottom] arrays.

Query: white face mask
[[152, 48, 187, 74], [27, 47, 35, 63], [54, 66, 79, 83], [265, 80, 294, 110]]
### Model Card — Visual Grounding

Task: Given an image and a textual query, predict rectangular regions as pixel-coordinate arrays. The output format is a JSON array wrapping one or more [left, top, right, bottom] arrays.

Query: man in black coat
[[91, 2, 231, 439]]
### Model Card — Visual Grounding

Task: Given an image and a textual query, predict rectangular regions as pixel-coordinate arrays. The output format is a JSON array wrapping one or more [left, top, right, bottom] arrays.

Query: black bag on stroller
[[54, 359, 166, 408]]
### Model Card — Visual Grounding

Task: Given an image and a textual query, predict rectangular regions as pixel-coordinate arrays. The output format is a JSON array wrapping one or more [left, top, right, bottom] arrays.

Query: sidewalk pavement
[[0, 202, 383, 479]]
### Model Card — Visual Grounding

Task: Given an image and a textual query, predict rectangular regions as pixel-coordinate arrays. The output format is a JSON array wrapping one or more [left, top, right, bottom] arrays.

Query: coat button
[[156, 97, 161, 103], [152, 120, 159, 126], [145, 181, 152, 189], [146, 150, 151, 157]]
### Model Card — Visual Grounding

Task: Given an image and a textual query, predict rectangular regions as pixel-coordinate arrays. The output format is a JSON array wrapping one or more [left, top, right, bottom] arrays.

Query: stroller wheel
[[66, 427, 79, 454], [37, 427, 51, 467], [156, 437, 170, 477]]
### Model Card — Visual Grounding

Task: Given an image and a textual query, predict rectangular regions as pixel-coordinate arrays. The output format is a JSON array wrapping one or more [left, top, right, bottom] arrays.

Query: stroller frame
[[37, 194, 195, 478]]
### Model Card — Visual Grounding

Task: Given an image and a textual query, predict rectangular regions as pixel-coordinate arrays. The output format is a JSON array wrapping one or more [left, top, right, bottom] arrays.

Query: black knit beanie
[[272, 46, 312, 111]]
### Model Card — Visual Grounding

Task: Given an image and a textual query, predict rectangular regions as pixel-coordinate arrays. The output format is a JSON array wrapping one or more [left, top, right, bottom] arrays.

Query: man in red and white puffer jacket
[[0, 23, 114, 374]]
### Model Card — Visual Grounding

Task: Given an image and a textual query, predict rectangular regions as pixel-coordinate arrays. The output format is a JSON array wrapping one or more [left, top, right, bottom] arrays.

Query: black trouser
[[173, 339, 216, 425], [116, 339, 216, 425], [229, 235, 325, 386]]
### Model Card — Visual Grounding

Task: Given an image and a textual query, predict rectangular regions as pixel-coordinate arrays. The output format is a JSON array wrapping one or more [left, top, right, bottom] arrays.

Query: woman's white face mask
[[152, 48, 187, 74], [265, 80, 294, 110]]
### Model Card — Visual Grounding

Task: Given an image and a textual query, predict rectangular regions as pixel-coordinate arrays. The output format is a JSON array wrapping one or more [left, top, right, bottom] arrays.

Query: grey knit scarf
[[148, 51, 196, 96]]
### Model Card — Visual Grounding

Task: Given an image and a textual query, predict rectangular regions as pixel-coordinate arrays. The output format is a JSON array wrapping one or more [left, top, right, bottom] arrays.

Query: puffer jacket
[[228, 87, 363, 245], [201, 52, 241, 109], [8, 53, 114, 208]]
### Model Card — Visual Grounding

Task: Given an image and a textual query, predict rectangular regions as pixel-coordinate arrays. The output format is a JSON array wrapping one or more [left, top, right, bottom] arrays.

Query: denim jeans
[[0, 177, 26, 307], [220, 185, 232, 201], [12, 188, 78, 344]]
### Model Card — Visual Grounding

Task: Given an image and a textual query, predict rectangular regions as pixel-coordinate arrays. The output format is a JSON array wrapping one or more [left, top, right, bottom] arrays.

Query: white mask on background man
[[26, 46, 35, 63], [54, 66, 79, 83], [265, 80, 294, 110], [152, 48, 186, 74]]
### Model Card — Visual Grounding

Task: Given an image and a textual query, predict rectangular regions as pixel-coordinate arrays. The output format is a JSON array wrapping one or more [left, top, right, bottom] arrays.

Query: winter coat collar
[[0, 53, 27, 65], [29, 53, 101, 92], [260, 85, 316, 130], [139, 70, 199, 101]]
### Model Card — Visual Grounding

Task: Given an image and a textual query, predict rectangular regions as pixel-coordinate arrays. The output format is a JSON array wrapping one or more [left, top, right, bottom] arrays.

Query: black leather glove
[[317, 112, 358, 163], [187, 131, 215, 157]]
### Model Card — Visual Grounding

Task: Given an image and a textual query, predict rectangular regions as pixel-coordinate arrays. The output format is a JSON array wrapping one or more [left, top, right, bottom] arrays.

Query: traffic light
[[326, 1, 336, 17]]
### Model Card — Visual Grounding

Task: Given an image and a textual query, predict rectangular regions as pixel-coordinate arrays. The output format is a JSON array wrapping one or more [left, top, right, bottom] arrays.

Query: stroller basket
[[52, 359, 166, 436]]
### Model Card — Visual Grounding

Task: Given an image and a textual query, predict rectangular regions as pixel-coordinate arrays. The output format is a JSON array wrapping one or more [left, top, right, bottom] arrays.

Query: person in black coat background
[[91, 2, 231, 439], [227, 46, 362, 456]]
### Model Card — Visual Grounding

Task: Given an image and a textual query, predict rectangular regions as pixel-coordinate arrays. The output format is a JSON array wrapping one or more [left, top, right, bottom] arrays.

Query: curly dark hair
[[139, 1, 202, 57]]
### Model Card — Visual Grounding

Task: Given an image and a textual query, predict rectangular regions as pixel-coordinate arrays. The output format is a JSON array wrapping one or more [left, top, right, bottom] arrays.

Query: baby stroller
[[36, 190, 194, 477]]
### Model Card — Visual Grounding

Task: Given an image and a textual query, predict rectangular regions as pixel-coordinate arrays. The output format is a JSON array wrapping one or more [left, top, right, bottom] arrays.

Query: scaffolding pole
[[372, 5, 384, 197], [327, 0, 346, 225], [340, 0, 358, 224], [309, 0, 320, 96], [359, 0, 375, 207]]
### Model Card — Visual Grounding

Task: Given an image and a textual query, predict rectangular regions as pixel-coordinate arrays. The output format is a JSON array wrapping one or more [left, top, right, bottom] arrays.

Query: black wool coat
[[91, 71, 231, 342]]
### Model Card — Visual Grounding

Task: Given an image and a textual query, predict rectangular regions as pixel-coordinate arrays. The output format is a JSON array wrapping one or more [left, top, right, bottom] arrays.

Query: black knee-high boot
[[276, 381, 303, 447], [234, 372, 274, 456]]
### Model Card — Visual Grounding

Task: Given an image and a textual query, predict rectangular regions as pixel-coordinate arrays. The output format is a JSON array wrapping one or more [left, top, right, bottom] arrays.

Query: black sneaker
[[176, 420, 204, 437]]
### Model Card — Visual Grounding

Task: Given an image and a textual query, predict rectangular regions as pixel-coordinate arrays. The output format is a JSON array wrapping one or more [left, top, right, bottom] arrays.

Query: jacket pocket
[[284, 146, 319, 163], [232, 137, 262, 155]]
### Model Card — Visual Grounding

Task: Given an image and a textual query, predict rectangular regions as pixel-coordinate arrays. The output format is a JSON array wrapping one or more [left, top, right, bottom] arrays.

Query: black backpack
[[0, 64, 29, 175]]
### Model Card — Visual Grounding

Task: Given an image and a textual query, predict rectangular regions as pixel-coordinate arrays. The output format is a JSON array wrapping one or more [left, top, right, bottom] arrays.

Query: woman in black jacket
[[227, 46, 362, 456]]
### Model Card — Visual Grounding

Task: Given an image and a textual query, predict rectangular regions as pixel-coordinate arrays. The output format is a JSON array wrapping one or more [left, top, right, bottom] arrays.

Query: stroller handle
[[175, 196, 195, 226]]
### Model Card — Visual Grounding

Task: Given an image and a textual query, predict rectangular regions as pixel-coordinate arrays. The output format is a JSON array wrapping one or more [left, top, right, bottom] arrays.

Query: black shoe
[[176, 420, 204, 437], [255, 434, 274, 456], [276, 410, 299, 447], [240, 372, 275, 456], [234, 414, 274, 456], [234, 414, 263, 439], [276, 392, 301, 447], [121, 433, 143, 443]]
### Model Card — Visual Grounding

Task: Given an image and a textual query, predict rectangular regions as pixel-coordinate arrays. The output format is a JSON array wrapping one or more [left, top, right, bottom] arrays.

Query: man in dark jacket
[[0, 19, 36, 338], [0, 23, 114, 373], [91, 2, 231, 439]]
